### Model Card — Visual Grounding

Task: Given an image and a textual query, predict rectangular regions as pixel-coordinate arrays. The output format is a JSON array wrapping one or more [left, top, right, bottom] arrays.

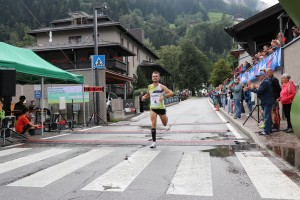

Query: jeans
[[227, 99, 231, 114], [246, 100, 253, 113], [221, 96, 226, 108], [234, 99, 241, 118], [263, 105, 272, 133]]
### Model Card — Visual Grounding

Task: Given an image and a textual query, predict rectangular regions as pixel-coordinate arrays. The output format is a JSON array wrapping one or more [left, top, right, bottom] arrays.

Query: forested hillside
[[0, 0, 265, 89]]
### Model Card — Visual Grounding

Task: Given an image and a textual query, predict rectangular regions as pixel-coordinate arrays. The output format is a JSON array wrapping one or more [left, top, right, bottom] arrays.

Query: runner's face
[[152, 74, 160, 82]]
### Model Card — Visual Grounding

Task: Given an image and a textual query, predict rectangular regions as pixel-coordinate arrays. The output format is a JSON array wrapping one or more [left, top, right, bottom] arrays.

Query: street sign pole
[[94, 8, 100, 125], [93, 6, 107, 125]]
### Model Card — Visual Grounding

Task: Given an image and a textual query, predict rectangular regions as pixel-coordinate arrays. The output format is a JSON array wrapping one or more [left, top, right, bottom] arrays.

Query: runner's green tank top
[[149, 84, 165, 109]]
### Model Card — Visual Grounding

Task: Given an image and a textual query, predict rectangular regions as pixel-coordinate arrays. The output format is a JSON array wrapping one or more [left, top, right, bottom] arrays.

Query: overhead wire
[[20, 0, 76, 69]]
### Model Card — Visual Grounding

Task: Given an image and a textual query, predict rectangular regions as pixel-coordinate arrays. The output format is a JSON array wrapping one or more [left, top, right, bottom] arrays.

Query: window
[[68, 36, 82, 44], [137, 47, 140, 62]]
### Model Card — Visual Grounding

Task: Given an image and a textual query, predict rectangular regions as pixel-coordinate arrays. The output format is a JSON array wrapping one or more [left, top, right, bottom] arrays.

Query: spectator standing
[[220, 87, 227, 109], [247, 71, 274, 135], [292, 26, 300, 40], [13, 95, 26, 120], [243, 86, 252, 116], [266, 69, 281, 131], [211, 87, 220, 111], [230, 78, 242, 119], [279, 74, 297, 133]]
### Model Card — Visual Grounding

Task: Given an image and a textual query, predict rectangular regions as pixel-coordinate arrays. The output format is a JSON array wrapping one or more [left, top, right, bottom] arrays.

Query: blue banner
[[240, 48, 282, 84]]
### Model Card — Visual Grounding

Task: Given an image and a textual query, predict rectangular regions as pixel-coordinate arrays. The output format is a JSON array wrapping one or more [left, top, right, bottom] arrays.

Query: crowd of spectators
[[233, 26, 300, 77], [210, 68, 298, 135]]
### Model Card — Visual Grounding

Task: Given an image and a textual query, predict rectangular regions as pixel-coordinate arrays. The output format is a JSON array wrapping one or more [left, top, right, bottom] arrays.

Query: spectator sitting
[[271, 39, 281, 50], [15, 107, 38, 137], [292, 26, 300, 40], [244, 61, 251, 70], [277, 32, 286, 45], [263, 45, 270, 56]]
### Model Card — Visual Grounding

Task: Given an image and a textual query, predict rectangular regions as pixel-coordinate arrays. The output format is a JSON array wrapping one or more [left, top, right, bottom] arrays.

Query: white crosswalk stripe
[[236, 152, 300, 199], [8, 149, 113, 187], [1, 147, 300, 199], [166, 151, 213, 196], [0, 148, 70, 174], [82, 150, 160, 192], [0, 148, 31, 158]]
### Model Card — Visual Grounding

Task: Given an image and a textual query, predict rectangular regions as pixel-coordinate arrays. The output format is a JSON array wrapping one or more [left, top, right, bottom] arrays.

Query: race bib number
[[151, 95, 161, 107]]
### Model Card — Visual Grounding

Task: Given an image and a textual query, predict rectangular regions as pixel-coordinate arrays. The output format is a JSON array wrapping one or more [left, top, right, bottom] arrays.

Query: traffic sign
[[84, 86, 104, 92], [92, 55, 105, 69]]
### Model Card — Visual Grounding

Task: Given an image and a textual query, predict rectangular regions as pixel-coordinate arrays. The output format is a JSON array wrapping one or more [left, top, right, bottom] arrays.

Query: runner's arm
[[161, 85, 174, 98], [141, 85, 150, 101]]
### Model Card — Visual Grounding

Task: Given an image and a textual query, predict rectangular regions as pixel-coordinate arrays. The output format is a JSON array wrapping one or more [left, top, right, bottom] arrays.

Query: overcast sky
[[261, 0, 279, 5]]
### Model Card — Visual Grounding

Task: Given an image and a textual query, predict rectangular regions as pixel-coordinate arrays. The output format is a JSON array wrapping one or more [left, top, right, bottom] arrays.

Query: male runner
[[142, 71, 174, 148]]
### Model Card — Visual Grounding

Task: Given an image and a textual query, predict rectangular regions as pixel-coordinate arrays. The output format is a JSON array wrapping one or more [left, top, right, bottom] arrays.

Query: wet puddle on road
[[267, 145, 300, 171]]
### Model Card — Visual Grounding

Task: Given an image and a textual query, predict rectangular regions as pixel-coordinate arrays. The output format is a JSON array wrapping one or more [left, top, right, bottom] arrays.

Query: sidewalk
[[218, 105, 300, 171]]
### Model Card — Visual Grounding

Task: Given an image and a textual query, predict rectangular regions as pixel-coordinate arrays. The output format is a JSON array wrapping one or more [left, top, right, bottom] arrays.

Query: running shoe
[[150, 142, 156, 148]]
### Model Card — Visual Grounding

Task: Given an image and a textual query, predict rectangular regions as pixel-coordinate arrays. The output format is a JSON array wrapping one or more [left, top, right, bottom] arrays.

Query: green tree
[[134, 66, 149, 89], [177, 39, 210, 94], [157, 45, 181, 89], [209, 58, 232, 86]]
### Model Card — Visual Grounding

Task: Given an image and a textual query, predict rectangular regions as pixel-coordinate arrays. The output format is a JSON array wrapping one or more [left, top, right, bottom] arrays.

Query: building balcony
[[50, 58, 127, 73]]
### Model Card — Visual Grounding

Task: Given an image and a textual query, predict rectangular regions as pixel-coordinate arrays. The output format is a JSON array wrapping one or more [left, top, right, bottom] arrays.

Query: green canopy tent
[[0, 42, 85, 134], [0, 42, 83, 84]]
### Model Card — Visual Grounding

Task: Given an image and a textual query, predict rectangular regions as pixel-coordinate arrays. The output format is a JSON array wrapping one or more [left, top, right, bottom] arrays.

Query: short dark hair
[[152, 71, 160, 76], [19, 96, 26, 100], [21, 107, 29, 114]]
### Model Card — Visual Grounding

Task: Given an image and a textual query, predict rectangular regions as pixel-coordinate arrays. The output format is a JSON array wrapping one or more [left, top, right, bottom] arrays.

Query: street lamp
[[93, 4, 107, 125]]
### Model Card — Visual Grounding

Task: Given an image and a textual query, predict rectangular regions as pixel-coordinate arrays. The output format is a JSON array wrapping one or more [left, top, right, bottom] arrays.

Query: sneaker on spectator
[[286, 128, 294, 133], [259, 123, 265, 129], [233, 116, 237, 119]]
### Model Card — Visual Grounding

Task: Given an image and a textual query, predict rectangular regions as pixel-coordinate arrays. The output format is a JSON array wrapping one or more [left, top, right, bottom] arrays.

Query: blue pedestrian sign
[[92, 55, 105, 69]]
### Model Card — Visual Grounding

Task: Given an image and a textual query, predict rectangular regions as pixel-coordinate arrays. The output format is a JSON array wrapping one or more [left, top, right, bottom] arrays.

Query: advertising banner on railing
[[240, 48, 282, 84]]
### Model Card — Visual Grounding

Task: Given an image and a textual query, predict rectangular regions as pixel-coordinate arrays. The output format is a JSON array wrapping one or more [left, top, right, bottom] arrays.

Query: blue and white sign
[[34, 90, 41, 99], [92, 55, 105, 69]]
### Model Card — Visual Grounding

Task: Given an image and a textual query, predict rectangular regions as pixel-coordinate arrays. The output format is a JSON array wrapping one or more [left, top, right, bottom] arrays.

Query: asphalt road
[[1, 98, 300, 200]]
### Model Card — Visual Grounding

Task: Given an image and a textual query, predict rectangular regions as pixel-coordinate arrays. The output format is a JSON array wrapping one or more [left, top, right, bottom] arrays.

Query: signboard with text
[[84, 86, 104, 92], [48, 86, 89, 104]]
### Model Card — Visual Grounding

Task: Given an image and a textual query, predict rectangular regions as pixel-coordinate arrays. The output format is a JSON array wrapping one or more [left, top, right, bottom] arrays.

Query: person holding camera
[[246, 71, 274, 135]]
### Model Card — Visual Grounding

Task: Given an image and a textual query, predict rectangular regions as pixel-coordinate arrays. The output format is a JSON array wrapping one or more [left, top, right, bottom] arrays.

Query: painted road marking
[[1, 144, 24, 149], [42, 133, 71, 140], [82, 150, 160, 192], [236, 152, 300, 199], [79, 126, 102, 132], [0, 149, 70, 174], [8, 149, 113, 187], [0, 148, 31, 158], [167, 152, 213, 196], [208, 99, 243, 139]]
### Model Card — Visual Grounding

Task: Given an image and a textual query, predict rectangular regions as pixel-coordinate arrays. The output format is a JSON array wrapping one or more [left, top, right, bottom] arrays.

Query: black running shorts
[[151, 109, 166, 116]]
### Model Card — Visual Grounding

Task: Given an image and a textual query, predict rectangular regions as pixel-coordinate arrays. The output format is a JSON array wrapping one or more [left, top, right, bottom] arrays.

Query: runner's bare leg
[[159, 114, 168, 126]]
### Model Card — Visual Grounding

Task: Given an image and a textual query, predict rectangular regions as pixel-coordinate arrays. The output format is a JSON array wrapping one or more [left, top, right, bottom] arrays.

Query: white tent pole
[[41, 77, 44, 135], [82, 84, 86, 127]]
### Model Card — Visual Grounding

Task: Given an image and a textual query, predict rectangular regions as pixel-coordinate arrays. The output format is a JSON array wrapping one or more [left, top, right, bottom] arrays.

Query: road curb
[[218, 108, 267, 149], [215, 101, 300, 176]]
